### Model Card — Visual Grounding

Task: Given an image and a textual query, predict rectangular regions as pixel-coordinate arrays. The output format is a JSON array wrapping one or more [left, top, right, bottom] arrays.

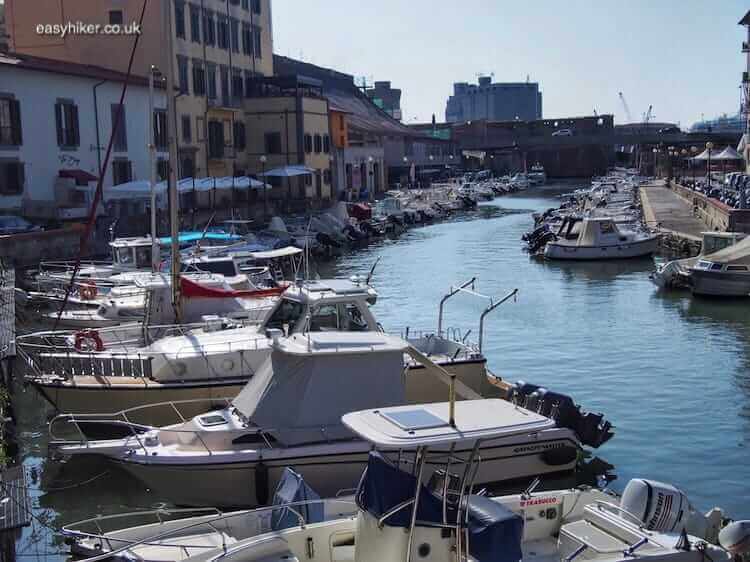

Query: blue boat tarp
[[157, 232, 243, 245], [357, 452, 524, 562], [271, 468, 324, 531]]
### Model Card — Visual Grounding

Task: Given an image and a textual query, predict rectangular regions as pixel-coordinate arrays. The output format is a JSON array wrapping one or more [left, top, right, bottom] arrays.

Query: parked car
[[0, 216, 42, 235], [551, 129, 573, 137]]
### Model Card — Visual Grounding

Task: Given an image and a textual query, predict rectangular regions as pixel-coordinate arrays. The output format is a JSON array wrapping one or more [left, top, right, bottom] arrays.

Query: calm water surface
[[13, 185, 750, 558]]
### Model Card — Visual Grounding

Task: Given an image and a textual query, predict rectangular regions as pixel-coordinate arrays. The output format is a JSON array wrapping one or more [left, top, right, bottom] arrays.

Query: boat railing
[[48, 396, 236, 446], [437, 279, 519, 352], [398, 326, 480, 354], [62, 498, 357, 562], [17, 320, 266, 381]]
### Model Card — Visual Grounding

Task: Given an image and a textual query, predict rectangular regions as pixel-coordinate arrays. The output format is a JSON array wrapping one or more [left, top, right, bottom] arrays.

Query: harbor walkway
[[639, 181, 705, 241]]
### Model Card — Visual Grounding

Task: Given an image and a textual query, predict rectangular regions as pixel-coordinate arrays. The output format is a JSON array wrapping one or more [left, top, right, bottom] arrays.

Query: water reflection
[[537, 256, 655, 284]]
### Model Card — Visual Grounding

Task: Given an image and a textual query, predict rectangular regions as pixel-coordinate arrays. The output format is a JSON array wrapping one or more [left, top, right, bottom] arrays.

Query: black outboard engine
[[527, 231, 557, 254], [509, 381, 613, 448]]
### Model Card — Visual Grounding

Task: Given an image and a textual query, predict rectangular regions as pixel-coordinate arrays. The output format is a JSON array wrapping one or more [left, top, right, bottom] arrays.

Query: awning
[[260, 165, 316, 177], [714, 146, 743, 160], [59, 169, 98, 185], [691, 148, 722, 161]]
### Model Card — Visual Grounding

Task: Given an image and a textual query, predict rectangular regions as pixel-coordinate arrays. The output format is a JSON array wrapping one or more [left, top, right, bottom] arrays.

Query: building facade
[[243, 76, 333, 210], [365, 81, 402, 121], [0, 53, 166, 219], [446, 76, 542, 123], [5, 0, 274, 180]]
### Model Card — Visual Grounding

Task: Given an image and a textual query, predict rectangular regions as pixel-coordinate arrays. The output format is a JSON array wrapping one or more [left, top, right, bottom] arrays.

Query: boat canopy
[[232, 332, 408, 446], [576, 218, 622, 246], [248, 247, 303, 260], [342, 399, 554, 449], [698, 234, 750, 265]]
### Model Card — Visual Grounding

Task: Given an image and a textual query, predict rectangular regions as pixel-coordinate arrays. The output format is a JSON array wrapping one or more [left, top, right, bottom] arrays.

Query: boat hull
[[112, 432, 579, 508], [544, 236, 658, 260], [30, 378, 245, 423], [689, 269, 750, 297]]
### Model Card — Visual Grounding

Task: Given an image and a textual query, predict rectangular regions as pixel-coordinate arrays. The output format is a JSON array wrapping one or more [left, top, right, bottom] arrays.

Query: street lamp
[[690, 146, 698, 186], [652, 148, 658, 176], [260, 154, 267, 221], [706, 141, 714, 189], [368, 155, 374, 198]]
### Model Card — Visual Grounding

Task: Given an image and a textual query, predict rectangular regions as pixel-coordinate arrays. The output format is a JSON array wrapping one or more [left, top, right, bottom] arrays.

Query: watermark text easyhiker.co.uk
[[35, 21, 142, 39]]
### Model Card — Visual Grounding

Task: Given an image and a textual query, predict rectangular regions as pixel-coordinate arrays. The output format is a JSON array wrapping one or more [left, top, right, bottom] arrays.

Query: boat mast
[[161, 0, 182, 320], [148, 65, 159, 272]]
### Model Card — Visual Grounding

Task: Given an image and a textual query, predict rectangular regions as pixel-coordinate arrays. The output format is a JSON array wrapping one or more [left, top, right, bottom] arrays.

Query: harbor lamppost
[[706, 141, 714, 189], [690, 146, 698, 187], [680, 149, 687, 181], [368, 155, 374, 199], [260, 154, 267, 221], [652, 147, 659, 176]]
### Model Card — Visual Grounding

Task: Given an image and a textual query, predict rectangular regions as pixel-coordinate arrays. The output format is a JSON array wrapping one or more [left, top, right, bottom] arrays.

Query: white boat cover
[[576, 218, 621, 246], [232, 332, 408, 446]]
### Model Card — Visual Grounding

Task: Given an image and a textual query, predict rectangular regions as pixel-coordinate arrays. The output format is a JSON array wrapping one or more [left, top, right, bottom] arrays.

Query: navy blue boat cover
[[270, 467, 324, 530], [356, 452, 523, 562]]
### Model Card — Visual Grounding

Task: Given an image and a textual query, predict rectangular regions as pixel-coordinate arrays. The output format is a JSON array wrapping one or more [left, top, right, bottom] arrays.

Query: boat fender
[[74, 330, 104, 352], [541, 445, 578, 466], [79, 282, 97, 300], [256, 460, 269, 505]]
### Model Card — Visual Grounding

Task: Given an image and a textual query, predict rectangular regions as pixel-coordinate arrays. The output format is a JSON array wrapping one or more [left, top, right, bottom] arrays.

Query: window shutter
[[9, 100, 22, 145], [55, 103, 63, 146], [71, 104, 80, 145]]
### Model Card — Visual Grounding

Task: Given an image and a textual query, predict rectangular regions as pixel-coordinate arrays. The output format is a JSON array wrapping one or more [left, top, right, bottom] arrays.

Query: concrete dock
[[639, 181, 705, 242]]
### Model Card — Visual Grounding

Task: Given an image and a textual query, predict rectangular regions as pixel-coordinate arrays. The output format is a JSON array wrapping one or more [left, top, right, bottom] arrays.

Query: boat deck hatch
[[380, 408, 448, 431]]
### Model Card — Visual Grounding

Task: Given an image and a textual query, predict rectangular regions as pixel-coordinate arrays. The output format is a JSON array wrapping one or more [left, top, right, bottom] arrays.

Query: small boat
[[528, 162, 547, 185], [62, 397, 750, 562], [651, 232, 746, 290], [687, 235, 750, 296], [543, 218, 658, 260]]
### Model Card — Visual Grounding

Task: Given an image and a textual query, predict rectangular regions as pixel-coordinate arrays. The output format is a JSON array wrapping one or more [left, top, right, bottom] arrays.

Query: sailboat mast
[[161, 0, 182, 319]]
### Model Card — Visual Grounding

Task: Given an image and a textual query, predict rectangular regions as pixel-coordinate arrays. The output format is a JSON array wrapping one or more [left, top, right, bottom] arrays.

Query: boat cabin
[[260, 278, 379, 336], [570, 218, 628, 247], [109, 237, 156, 270]]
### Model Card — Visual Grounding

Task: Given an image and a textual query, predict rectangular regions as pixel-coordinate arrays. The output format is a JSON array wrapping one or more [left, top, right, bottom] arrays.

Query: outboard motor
[[719, 521, 750, 557], [621, 479, 691, 532]]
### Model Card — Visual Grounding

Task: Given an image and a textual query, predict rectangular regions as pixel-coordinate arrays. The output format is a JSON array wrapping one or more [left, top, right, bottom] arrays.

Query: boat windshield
[[115, 247, 134, 266], [264, 298, 305, 332], [135, 246, 152, 268]]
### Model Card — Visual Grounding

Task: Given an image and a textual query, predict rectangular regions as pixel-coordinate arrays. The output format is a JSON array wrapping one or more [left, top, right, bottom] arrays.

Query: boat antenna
[[366, 257, 381, 285], [304, 217, 312, 283]]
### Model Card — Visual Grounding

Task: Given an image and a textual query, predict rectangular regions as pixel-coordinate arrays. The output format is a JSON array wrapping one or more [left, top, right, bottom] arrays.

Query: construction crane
[[618, 92, 634, 123], [643, 105, 653, 124]]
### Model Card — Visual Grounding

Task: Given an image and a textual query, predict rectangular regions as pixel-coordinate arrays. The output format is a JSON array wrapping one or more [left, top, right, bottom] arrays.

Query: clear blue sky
[[272, 0, 749, 127]]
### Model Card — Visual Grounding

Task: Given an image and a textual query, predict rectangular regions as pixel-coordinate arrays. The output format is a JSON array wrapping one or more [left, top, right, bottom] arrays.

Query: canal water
[[12, 184, 750, 559]]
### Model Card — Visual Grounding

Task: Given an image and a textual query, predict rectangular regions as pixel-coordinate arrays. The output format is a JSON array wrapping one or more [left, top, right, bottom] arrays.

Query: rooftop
[[0, 52, 155, 87]]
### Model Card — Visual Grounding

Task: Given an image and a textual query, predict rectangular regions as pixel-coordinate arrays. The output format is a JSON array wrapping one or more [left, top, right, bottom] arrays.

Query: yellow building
[[6, 0, 274, 180], [244, 76, 333, 211]]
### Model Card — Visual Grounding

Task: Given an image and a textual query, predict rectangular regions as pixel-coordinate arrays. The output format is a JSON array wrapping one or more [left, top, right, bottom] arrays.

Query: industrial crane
[[618, 92, 634, 123]]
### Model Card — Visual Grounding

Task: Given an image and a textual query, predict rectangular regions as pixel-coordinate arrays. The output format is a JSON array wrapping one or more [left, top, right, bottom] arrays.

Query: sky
[[272, 0, 749, 128]]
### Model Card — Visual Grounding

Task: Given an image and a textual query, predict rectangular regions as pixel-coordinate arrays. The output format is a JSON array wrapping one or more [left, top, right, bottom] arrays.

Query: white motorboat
[[543, 218, 658, 260], [651, 232, 746, 290], [61, 397, 750, 562], [687, 235, 750, 296], [20, 278, 502, 416], [51, 334, 585, 507], [529, 162, 547, 185]]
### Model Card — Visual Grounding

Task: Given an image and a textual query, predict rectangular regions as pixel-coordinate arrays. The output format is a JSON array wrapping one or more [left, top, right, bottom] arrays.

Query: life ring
[[79, 282, 98, 300], [74, 330, 104, 352]]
